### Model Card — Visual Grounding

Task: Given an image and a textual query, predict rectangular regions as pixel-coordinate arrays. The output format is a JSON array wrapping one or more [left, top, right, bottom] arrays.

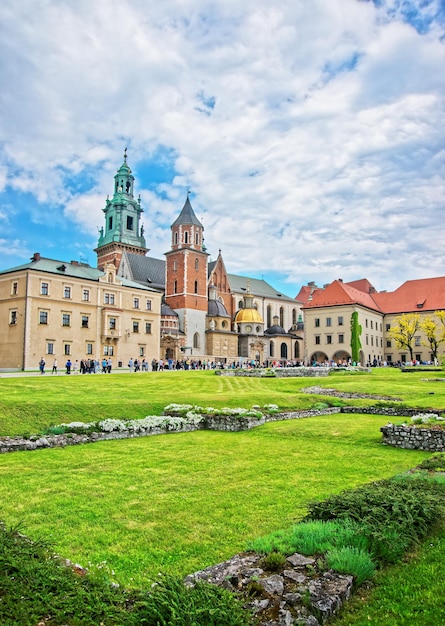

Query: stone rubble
[[184, 551, 353, 625]]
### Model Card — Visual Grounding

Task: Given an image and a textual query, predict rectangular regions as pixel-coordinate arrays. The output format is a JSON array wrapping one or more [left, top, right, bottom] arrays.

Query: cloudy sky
[[0, 0, 444, 298]]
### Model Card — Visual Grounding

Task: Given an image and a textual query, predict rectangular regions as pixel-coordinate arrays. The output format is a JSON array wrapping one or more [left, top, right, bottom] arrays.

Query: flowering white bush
[[163, 403, 193, 414], [411, 413, 440, 424], [60, 421, 96, 431], [264, 404, 279, 412], [98, 418, 128, 432]]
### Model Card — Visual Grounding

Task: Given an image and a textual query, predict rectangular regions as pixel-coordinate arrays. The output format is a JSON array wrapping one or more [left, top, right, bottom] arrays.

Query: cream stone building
[[0, 255, 161, 371], [298, 277, 445, 366]]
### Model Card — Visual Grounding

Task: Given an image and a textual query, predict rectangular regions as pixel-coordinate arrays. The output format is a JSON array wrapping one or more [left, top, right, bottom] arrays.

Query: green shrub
[[417, 454, 445, 472], [305, 477, 445, 564], [135, 575, 252, 625], [43, 425, 68, 435], [326, 547, 375, 585], [259, 551, 286, 571]]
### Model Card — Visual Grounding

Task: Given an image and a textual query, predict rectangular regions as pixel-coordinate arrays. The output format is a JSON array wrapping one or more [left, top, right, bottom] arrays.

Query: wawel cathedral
[[0, 153, 303, 370]]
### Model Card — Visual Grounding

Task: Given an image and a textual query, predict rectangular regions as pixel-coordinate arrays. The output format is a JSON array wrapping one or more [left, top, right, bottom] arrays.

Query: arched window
[[195, 258, 199, 271], [238, 300, 243, 309], [195, 232, 199, 245], [270, 341, 274, 357], [194, 280, 198, 294], [193, 332, 200, 349], [184, 231, 189, 244], [294, 342, 300, 359], [280, 306, 284, 328], [281, 343, 288, 359], [173, 259, 178, 271], [292, 308, 297, 325], [267, 304, 272, 328]]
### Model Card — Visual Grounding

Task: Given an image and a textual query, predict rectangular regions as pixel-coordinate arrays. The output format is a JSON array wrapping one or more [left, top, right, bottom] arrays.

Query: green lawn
[[0, 368, 444, 622]]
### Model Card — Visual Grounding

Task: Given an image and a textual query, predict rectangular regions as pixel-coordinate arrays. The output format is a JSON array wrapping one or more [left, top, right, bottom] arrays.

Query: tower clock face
[[245, 325, 252, 333]]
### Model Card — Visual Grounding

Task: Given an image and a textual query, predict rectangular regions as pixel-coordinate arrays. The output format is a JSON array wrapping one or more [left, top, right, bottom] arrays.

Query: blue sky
[[0, 0, 444, 298]]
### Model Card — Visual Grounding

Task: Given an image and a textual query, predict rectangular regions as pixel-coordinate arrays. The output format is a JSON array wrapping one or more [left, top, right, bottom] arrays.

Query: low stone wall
[[380, 424, 445, 451], [216, 368, 331, 378]]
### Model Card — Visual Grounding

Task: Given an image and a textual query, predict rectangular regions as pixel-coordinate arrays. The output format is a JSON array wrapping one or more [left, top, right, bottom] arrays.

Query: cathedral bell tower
[[95, 149, 148, 270], [165, 194, 209, 355]]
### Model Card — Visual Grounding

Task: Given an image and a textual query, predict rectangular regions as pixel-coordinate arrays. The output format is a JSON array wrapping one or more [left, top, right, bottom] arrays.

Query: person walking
[[65, 359, 72, 375], [51, 358, 58, 375], [39, 357, 46, 374]]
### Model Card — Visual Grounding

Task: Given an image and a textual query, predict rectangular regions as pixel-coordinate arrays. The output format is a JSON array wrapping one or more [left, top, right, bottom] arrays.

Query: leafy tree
[[350, 311, 362, 364], [388, 313, 420, 361], [420, 314, 445, 361]]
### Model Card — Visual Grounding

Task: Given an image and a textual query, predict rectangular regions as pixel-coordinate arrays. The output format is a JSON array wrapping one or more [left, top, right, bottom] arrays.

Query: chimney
[[31, 252, 41, 262]]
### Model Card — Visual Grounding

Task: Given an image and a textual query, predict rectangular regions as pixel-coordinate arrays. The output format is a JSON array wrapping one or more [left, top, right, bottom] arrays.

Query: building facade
[[0, 256, 161, 370], [298, 277, 445, 366]]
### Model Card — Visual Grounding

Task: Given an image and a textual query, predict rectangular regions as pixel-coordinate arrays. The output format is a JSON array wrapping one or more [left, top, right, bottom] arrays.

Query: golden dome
[[234, 307, 263, 324]]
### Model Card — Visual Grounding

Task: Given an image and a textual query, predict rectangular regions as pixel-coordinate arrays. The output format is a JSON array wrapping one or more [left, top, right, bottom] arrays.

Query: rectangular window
[[104, 345, 114, 356], [326, 318, 332, 327], [109, 317, 116, 330], [386, 324, 391, 332], [415, 353, 421, 362], [82, 289, 90, 302], [146, 299, 152, 311], [12, 281, 18, 295], [386, 340, 392, 348], [127, 215, 134, 230], [104, 293, 115, 305], [39, 311, 48, 325], [47, 342, 54, 355], [338, 316, 343, 326], [387, 355, 392, 363], [139, 346, 145, 357], [86, 343, 93, 355], [64, 286, 71, 299], [41, 282, 49, 295], [10, 310, 17, 325], [133, 321, 139, 333], [315, 318, 320, 328], [315, 335, 320, 345], [415, 336, 421, 347], [401, 354, 407, 363], [81, 315, 89, 328], [338, 334, 344, 343], [62, 314, 71, 327], [326, 335, 332, 344], [366, 335, 369, 345], [145, 322, 152, 334], [370, 320, 373, 329], [64, 344, 71, 356], [371, 336, 374, 346], [108, 216, 113, 230], [133, 297, 140, 309]]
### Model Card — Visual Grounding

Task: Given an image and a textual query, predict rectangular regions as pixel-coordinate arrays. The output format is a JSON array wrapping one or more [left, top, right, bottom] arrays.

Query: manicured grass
[[0, 412, 430, 587], [1, 367, 444, 437], [1, 368, 445, 624]]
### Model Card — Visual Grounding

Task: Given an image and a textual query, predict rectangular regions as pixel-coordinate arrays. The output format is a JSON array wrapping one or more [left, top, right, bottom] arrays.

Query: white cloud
[[0, 0, 444, 293]]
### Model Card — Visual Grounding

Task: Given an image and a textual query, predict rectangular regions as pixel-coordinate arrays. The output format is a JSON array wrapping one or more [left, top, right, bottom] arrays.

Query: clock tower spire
[[95, 150, 148, 270]]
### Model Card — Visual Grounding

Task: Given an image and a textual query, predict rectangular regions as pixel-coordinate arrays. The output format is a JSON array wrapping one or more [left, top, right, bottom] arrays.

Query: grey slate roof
[[124, 253, 166, 291], [0, 257, 158, 292], [171, 197, 203, 228], [228, 274, 296, 302]]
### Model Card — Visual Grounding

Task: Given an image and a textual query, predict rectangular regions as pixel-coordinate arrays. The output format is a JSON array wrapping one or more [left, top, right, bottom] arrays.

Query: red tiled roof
[[373, 276, 445, 314], [303, 280, 382, 312]]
